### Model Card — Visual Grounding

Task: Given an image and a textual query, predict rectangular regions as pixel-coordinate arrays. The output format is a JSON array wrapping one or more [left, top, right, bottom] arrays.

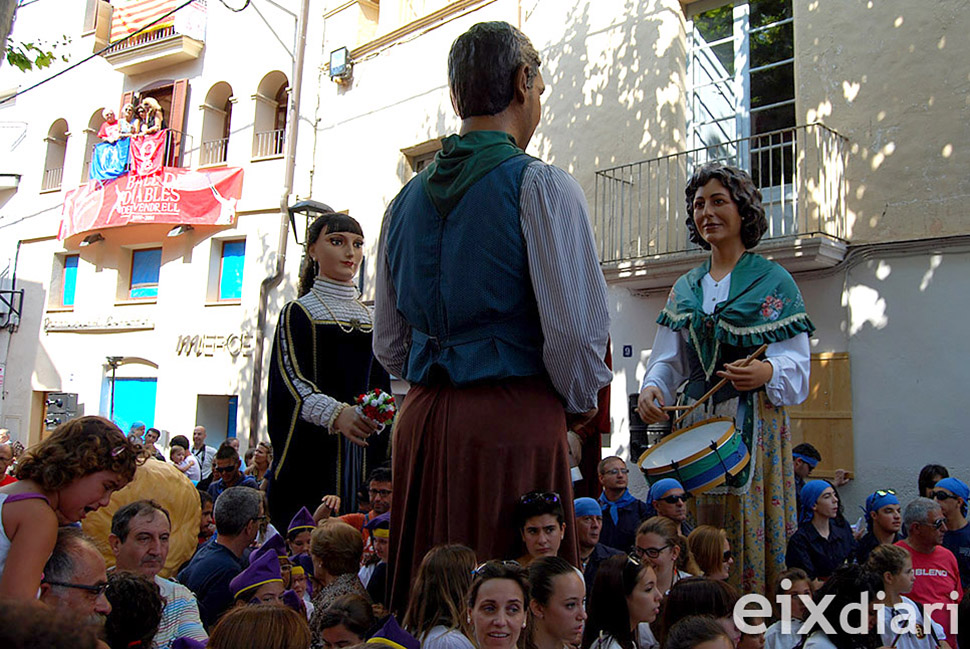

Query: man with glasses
[[897, 497, 963, 639], [934, 477, 970, 588], [649, 478, 694, 536], [39, 527, 111, 629], [597, 456, 652, 551], [178, 486, 263, 630], [854, 488, 902, 564], [574, 496, 622, 593], [338, 466, 392, 563], [207, 444, 258, 498]]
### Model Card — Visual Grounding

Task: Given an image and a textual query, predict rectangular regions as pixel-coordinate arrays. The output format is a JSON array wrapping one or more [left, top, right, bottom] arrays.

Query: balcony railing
[[253, 129, 285, 159], [201, 138, 229, 166], [41, 166, 63, 191], [594, 123, 848, 267], [104, 25, 177, 54]]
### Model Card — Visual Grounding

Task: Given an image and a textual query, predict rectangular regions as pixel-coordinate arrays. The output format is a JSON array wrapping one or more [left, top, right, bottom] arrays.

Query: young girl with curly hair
[[0, 416, 140, 599]]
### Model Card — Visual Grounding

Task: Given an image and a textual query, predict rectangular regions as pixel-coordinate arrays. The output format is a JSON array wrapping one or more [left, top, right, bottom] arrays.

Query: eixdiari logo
[[733, 579, 961, 635]]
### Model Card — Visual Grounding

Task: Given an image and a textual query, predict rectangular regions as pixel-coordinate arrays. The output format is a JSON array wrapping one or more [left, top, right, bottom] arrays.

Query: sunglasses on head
[[520, 491, 560, 506], [660, 494, 690, 504], [875, 489, 896, 497], [472, 560, 521, 576]]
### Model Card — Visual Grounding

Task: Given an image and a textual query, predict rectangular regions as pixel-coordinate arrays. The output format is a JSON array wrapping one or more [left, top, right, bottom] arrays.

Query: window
[[401, 138, 443, 175], [62, 255, 79, 307], [253, 71, 289, 158], [42, 119, 69, 192], [218, 240, 245, 300], [201, 82, 233, 166], [129, 248, 162, 299]]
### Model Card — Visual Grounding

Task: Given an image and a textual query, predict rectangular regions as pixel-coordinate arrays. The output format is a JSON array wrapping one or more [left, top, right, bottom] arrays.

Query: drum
[[637, 417, 750, 495]]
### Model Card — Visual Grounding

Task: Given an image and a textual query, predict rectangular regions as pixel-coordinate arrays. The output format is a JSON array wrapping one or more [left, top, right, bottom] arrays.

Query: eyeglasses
[[932, 491, 958, 502], [602, 468, 630, 476], [874, 489, 897, 497], [660, 494, 690, 504], [519, 491, 560, 506], [634, 543, 672, 559], [919, 517, 947, 530], [723, 549, 733, 562], [42, 579, 108, 596], [369, 488, 392, 498]]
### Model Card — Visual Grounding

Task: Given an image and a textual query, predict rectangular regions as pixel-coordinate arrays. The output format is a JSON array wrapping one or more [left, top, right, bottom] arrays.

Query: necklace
[[310, 286, 373, 334]]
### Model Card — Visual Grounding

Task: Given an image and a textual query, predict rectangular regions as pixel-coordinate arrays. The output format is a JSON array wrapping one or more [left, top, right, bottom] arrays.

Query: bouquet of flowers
[[355, 389, 396, 433]]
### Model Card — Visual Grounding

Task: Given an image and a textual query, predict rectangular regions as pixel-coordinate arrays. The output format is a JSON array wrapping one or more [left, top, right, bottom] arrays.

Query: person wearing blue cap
[[574, 496, 623, 592], [785, 480, 854, 586], [934, 477, 970, 588], [648, 478, 694, 536], [229, 550, 285, 607], [597, 456, 653, 552], [853, 489, 902, 564]]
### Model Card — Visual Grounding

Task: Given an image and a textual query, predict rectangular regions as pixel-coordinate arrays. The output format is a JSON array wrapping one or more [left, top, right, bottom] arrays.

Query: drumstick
[[672, 343, 769, 428]]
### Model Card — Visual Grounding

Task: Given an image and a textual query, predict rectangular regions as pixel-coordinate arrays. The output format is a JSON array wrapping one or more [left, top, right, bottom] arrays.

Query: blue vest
[[386, 154, 546, 386]]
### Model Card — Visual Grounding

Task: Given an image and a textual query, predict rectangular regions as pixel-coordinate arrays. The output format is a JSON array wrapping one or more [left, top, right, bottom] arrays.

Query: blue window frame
[[130, 248, 162, 299], [219, 240, 245, 300], [62, 255, 78, 307]]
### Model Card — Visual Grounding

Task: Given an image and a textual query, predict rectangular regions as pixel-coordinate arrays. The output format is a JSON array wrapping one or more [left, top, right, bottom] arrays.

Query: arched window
[[81, 109, 104, 182], [201, 82, 234, 166], [42, 119, 69, 192], [252, 71, 288, 158]]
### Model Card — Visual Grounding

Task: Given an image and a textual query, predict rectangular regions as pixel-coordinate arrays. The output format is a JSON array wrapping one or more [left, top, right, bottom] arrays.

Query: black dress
[[266, 278, 390, 531]]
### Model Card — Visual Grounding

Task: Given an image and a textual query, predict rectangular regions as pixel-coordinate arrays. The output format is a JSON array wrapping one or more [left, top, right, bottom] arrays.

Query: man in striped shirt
[[109, 500, 208, 648], [374, 20, 612, 615]]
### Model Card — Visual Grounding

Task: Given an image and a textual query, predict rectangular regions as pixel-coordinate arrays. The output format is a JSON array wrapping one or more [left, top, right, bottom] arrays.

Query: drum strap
[[709, 441, 733, 482]]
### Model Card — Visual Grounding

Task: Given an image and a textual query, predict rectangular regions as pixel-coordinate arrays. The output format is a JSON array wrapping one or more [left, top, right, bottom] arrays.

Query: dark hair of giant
[[297, 212, 364, 298], [111, 500, 171, 542], [657, 577, 739, 647], [582, 555, 651, 649], [918, 464, 949, 497], [665, 615, 732, 649], [447, 21, 541, 120], [104, 570, 164, 649], [811, 564, 882, 649], [684, 163, 767, 250], [403, 544, 477, 639]]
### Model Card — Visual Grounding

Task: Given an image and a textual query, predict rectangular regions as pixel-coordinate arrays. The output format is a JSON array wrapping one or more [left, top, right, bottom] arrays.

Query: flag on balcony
[[109, 0, 179, 43], [59, 166, 245, 240], [90, 139, 130, 181], [130, 130, 167, 177]]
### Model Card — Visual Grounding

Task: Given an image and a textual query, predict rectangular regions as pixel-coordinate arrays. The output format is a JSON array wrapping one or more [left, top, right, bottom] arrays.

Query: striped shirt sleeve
[[519, 161, 612, 413], [372, 200, 411, 378]]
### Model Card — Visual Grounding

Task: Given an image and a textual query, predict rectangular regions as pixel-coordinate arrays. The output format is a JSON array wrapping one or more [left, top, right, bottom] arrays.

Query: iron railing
[[593, 123, 848, 264], [252, 128, 285, 158], [201, 137, 229, 166], [104, 25, 177, 54], [41, 166, 63, 191]]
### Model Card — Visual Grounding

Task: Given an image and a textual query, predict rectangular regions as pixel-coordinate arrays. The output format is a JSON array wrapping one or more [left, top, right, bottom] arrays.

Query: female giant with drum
[[637, 164, 813, 594]]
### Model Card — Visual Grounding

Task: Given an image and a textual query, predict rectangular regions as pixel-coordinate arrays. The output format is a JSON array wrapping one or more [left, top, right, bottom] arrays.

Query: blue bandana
[[799, 480, 831, 525], [648, 478, 685, 504], [574, 497, 601, 518], [599, 489, 636, 525], [793, 452, 819, 469], [863, 490, 900, 531], [936, 477, 969, 516]]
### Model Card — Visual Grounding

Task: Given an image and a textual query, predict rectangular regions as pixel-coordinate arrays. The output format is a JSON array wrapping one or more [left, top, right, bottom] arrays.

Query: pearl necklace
[[310, 285, 373, 334]]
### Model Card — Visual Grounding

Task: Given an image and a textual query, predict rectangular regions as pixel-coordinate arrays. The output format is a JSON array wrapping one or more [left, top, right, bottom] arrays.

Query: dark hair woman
[[582, 554, 662, 649], [266, 212, 392, 531], [636, 163, 814, 595], [918, 464, 949, 499], [527, 556, 587, 649]]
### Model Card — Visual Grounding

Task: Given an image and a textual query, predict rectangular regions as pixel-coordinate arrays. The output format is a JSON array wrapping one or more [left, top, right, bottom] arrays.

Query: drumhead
[[638, 418, 734, 471]]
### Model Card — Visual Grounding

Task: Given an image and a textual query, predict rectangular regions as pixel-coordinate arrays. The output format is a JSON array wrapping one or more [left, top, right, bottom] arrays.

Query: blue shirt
[[177, 538, 246, 629], [599, 496, 654, 552], [785, 517, 855, 580], [942, 521, 970, 588], [207, 474, 258, 499]]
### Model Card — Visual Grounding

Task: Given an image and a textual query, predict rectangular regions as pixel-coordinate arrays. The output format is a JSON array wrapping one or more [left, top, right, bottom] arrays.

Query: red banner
[[59, 167, 244, 240], [130, 130, 167, 176]]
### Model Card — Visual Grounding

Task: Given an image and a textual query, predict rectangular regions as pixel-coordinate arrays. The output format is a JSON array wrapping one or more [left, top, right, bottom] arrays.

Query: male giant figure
[[374, 21, 611, 615]]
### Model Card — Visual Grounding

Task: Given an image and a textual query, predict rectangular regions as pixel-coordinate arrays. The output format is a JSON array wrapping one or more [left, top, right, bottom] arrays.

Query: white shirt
[[877, 595, 946, 649], [192, 444, 216, 480], [642, 271, 810, 406], [765, 619, 806, 649]]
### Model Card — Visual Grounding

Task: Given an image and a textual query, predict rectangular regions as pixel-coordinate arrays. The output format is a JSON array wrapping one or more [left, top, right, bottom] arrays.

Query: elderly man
[[39, 528, 111, 630], [178, 486, 263, 629], [191, 425, 217, 482], [575, 496, 623, 592], [897, 497, 963, 638], [109, 500, 208, 647], [0, 442, 15, 486], [374, 20, 611, 614]]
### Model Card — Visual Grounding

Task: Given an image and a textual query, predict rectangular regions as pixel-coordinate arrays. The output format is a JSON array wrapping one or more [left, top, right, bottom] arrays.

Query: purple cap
[[250, 532, 288, 564], [288, 506, 316, 535], [171, 639, 207, 649], [369, 614, 420, 649], [281, 589, 306, 615], [230, 549, 283, 600]]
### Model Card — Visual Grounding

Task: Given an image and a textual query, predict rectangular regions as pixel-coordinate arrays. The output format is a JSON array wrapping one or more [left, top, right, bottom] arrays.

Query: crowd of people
[[0, 17, 966, 649]]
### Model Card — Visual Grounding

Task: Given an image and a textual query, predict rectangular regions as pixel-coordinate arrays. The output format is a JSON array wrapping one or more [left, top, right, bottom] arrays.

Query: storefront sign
[[44, 316, 155, 332], [176, 333, 253, 358]]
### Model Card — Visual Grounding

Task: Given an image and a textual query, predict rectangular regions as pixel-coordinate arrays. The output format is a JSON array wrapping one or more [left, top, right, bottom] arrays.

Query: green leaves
[[5, 34, 71, 72]]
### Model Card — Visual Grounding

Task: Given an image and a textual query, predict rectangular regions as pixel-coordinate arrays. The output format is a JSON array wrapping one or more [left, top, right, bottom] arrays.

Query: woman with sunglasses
[[515, 491, 567, 567], [467, 560, 531, 649], [634, 517, 696, 595], [582, 554, 662, 649], [934, 477, 970, 588], [785, 480, 854, 588], [636, 164, 813, 596], [687, 527, 733, 581], [527, 556, 587, 649], [853, 489, 902, 564]]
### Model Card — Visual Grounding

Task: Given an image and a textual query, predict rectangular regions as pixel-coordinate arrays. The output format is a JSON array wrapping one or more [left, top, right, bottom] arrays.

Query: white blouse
[[642, 271, 810, 407]]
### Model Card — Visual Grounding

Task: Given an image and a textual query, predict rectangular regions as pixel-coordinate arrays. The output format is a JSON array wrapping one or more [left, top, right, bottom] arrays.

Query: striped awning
[[109, 0, 179, 43]]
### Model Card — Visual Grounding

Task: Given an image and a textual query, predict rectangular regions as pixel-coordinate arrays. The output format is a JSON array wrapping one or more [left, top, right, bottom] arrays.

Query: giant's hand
[[716, 358, 774, 392], [637, 385, 667, 423]]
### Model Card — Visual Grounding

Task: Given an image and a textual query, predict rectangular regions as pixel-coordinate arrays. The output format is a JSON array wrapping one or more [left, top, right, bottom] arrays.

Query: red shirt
[[896, 540, 963, 636], [0, 474, 16, 486]]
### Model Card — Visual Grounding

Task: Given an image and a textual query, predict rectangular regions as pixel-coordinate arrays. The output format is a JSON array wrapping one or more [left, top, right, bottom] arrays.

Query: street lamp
[[287, 199, 334, 246], [106, 356, 123, 422]]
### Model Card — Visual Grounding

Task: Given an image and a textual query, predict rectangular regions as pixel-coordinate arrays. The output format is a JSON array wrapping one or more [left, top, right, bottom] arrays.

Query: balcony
[[593, 123, 849, 290], [252, 129, 285, 160], [200, 138, 229, 166], [102, 25, 204, 76]]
